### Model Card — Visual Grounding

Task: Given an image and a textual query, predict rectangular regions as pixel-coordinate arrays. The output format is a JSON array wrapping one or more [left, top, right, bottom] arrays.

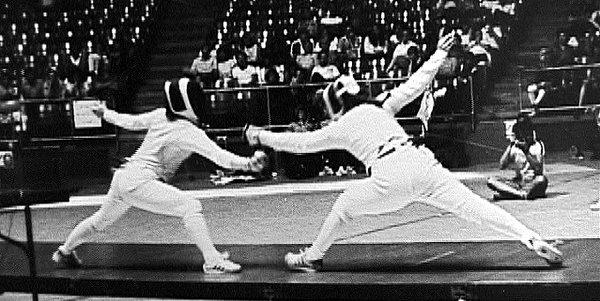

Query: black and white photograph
[[0, 0, 599, 300]]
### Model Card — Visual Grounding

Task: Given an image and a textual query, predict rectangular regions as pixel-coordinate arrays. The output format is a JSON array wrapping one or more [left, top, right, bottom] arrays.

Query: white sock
[[305, 212, 345, 261], [61, 217, 97, 254], [183, 212, 221, 264]]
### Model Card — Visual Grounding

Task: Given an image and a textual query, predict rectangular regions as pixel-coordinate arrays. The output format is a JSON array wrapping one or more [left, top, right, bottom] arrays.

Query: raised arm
[[382, 33, 455, 116]]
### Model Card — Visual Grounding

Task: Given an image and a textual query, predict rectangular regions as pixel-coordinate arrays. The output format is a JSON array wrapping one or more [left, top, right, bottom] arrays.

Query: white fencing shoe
[[284, 248, 323, 272], [203, 252, 242, 274], [531, 239, 563, 266]]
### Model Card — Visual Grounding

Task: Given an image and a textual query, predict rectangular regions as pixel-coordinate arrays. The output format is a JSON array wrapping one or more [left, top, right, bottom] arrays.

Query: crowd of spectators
[[526, 1, 600, 109], [186, 0, 525, 119], [0, 0, 158, 102], [1, 0, 526, 114]]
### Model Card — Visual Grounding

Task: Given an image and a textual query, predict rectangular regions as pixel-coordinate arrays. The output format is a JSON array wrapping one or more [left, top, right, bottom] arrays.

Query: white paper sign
[[503, 119, 517, 142], [73, 100, 104, 128]]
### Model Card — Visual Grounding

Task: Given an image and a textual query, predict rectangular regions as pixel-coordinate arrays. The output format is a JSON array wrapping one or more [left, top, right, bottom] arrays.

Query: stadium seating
[[0, 0, 159, 100]]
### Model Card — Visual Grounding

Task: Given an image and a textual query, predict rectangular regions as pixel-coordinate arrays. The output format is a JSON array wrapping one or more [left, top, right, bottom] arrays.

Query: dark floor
[[0, 148, 598, 300], [1, 240, 599, 300]]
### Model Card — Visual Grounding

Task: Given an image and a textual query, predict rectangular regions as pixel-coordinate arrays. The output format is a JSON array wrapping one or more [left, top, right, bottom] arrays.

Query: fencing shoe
[[531, 239, 564, 266], [203, 251, 242, 274], [285, 248, 323, 272], [52, 249, 82, 268]]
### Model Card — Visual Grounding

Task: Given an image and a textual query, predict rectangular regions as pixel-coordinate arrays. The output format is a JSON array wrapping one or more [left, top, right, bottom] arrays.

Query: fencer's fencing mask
[[164, 78, 206, 121], [322, 75, 360, 120]]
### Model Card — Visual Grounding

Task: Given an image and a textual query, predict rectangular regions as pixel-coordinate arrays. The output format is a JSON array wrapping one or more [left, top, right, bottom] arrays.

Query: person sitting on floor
[[487, 113, 548, 200]]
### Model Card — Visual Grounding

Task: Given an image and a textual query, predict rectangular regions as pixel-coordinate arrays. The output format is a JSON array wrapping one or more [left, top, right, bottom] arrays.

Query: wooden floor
[[1, 240, 599, 300]]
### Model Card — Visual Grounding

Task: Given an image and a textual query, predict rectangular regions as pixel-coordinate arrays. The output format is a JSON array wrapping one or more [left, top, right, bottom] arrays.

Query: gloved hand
[[243, 124, 263, 146], [437, 32, 456, 52], [248, 150, 269, 173], [90, 101, 107, 118]]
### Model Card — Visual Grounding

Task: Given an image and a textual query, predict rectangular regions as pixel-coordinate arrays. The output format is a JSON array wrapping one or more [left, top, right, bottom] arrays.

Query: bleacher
[[0, 0, 159, 101], [0, 0, 162, 183], [4, 0, 600, 174], [137, 0, 512, 142]]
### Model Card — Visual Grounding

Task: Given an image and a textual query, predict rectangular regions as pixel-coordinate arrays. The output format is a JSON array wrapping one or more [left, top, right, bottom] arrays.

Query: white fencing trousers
[[89, 169, 204, 231], [330, 142, 538, 241], [84, 169, 222, 262]]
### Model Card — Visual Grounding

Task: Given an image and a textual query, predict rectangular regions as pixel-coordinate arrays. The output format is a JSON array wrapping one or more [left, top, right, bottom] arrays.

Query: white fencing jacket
[[104, 108, 251, 190], [259, 49, 448, 170]]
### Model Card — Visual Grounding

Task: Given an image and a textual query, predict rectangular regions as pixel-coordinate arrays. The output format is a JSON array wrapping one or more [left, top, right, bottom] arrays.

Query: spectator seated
[[190, 46, 218, 88], [1, 0, 159, 101], [310, 52, 340, 82]]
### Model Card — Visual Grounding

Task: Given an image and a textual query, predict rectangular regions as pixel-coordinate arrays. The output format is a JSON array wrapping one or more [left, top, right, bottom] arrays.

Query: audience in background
[[363, 25, 387, 62], [310, 52, 340, 82], [290, 28, 316, 84], [313, 29, 333, 54], [551, 31, 575, 67], [262, 57, 281, 85], [336, 27, 359, 69], [190, 45, 218, 88], [386, 28, 419, 75], [12, 0, 577, 120], [243, 33, 261, 66], [231, 52, 258, 86], [468, 29, 492, 66], [183, 0, 535, 105], [0, 0, 157, 101], [216, 47, 235, 86]]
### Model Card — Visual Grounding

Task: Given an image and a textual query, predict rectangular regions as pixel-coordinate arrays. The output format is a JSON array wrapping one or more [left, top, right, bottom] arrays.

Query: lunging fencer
[[53, 78, 267, 273], [245, 33, 563, 272], [487, 113, 548, 200]]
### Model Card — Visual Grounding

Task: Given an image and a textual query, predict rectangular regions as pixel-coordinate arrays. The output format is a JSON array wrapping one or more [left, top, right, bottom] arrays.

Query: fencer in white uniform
[[245, 33, 563, 271], [53, 78, 267, 273]]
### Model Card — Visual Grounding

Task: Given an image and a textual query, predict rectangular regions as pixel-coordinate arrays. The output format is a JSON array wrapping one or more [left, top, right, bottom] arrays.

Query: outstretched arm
[[382, 33, 454, 115], [179, 128, 263, 172], [247, 124, 341, 154]]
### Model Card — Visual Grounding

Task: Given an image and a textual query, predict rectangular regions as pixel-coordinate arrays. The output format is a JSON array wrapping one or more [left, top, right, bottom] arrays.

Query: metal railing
[[0, 75, 477, 147], [199, 76, 476, 134], [517, 63, 600, 113], [0, 98, 116, 148]]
